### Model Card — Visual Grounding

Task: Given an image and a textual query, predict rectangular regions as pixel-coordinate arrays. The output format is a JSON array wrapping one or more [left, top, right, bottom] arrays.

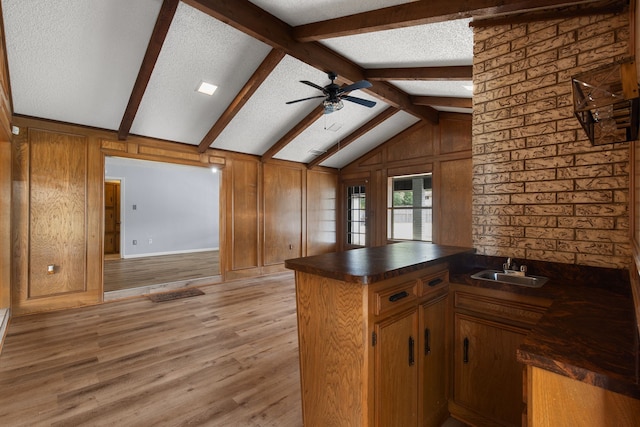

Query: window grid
[[347, 185, 366, 246], [388, 174, 433, 242]]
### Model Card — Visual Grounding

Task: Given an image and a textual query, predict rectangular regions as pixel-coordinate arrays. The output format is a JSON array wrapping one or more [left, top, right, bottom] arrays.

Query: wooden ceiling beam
[[117, 0, 179, 141], [411, 96, 472, 109], [185, 0, 439, 124], [261, 105, 325, 162], [470, 0, 627, 27], [197, 48, 285, 153], [307, 107, 397, 169], [365, 66, 472, 81], [292, 0, 604, 42]]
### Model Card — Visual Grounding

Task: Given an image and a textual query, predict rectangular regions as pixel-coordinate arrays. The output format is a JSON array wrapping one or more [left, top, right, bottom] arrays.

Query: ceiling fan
[[286, 72, 376, 114]]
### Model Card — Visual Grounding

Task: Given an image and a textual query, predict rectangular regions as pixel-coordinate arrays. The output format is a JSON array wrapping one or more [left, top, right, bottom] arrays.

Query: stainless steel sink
[[470, 270, 548, 288]]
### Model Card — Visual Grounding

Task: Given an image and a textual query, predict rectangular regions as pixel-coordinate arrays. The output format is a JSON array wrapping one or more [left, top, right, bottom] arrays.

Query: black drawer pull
[[388, 290, 409, 302], [428, 277, 443, 287], [424, 328, 431, 355], [409, 336, 415, 366], [463, 337, 469, 364]]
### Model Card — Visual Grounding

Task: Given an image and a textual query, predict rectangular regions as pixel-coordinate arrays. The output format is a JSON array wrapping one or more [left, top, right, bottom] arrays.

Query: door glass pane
[[347, 185, 366, 246]]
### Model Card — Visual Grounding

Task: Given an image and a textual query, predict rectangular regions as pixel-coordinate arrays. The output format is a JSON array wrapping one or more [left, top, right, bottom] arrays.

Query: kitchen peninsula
[[285, 241, 474, 427]]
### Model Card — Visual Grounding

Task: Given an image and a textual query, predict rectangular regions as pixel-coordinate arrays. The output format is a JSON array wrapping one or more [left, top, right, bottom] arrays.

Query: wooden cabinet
[[420, 292, 448, 427], [374, 308, 419, 427], [527, 365, 640, 427], [453, 314, 527, 426], [450, 285, 547, 427], [371, 268, 449, 427], [294, 262, 450, 427]]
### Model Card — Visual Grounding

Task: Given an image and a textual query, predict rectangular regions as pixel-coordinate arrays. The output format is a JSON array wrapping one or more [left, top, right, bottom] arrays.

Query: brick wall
[[472, 12, 632, 268]]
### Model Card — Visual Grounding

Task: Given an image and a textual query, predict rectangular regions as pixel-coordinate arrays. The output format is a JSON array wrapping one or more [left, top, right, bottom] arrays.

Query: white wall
[[105, 156, 219, 258]]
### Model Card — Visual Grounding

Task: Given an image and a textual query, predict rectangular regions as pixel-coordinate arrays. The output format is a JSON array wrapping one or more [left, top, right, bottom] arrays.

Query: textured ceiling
[[247, 0, 418, 26], [131, 2, 271, 145], [3, 0, 162, 130], [321, 19, 474, 68], [2, 0, 476, 169]]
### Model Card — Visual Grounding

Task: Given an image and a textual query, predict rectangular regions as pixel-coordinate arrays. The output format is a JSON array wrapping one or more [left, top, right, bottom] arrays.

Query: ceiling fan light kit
[[323, 99, 343, 113], [287, 71, 376, 114]]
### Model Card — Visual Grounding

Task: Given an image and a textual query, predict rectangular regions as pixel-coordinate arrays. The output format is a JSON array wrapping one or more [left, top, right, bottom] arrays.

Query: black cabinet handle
[[424, 328, 431, 355], [409, 336, 415, 366], [389, 290, 409, 302], [463, 337, 469, 364], [428, 278, 443, 287]]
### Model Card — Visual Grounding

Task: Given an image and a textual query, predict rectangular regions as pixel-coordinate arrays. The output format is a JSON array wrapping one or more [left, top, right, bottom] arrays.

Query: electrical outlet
[[148, 238, 152, 244], [133, 240, 137, 245]]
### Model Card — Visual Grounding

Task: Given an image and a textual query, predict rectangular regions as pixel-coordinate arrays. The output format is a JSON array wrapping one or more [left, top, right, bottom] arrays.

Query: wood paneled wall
[[263, 163, 303, 266], [8, 116, 338, 313], [0, 1, 12, 312], [339, 113, 472, 249], [12, 125, 103, 315], [306, 170, 338, 256], [0, 139, 9, 310]]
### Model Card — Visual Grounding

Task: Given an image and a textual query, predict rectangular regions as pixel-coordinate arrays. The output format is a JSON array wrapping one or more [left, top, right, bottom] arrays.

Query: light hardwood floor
[[2, 270, 468, 427], [104, 251, 220, 292], [0, 273, 302, 426]]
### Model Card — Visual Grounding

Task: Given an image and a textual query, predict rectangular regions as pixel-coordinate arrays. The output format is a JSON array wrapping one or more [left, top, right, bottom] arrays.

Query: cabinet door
[[454, 314, 526, 426], [420, 295, 448, 427], [374, 308, 419, 427]]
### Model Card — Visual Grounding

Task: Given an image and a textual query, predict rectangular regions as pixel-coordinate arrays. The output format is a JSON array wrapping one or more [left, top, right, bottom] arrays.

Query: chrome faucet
[[503, 257, 527, 276]]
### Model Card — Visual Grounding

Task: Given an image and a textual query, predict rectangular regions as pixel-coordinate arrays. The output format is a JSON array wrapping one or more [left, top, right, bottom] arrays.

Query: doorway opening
[[103, 157, 221, 298]]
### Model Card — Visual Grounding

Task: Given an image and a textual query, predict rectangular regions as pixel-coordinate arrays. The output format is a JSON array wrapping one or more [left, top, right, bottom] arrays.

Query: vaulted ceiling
[[1, 0, 625, 169]]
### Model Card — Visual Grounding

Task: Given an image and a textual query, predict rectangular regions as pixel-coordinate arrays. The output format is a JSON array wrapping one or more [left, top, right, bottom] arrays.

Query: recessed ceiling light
[[197, 81, 218, 96], [326, 122, 343, 132], [308, 149, 326, 156]]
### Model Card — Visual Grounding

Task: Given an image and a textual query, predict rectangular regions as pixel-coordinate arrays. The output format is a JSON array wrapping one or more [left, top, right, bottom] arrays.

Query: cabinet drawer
[[420, 270, 449, 296], [455, 292, 545, 327], [375, 280, 419, 315]]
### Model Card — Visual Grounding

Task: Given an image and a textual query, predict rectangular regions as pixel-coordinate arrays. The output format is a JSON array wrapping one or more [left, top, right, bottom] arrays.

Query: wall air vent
[[572, 57, 639, 145]]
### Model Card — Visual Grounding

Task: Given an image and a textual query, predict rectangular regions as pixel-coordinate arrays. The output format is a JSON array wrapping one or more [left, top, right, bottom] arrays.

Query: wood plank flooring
[[0, 273, 302, 426], [104, 251, 220, 292]]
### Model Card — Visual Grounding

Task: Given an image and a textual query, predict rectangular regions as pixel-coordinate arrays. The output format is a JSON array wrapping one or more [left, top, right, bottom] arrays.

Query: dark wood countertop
[[285, 242, 474, 284], [450, 255, 640, 400], [517, 286, 639, 399]]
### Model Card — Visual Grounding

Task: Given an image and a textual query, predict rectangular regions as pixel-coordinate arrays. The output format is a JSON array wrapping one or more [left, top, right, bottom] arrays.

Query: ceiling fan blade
[[286, 95, 325, 105], [300, 80, 327, 93], [339, 80, 372, 94], [342, 96, 376, 108]]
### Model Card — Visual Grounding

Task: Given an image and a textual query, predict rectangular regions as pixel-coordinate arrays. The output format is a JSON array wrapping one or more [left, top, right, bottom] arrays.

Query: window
[[388, 174, 432, 242], [347, 185, 366, 246]]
